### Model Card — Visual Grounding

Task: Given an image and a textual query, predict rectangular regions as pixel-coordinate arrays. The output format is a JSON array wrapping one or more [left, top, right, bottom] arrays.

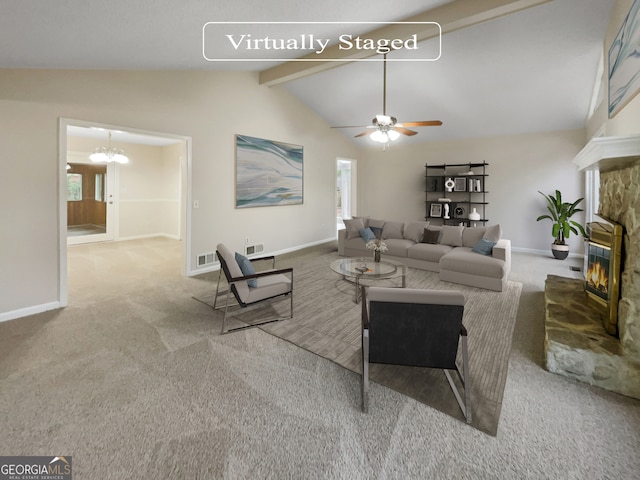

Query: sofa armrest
[[493, 239, 511, 272], [338, 228, 347, 255]]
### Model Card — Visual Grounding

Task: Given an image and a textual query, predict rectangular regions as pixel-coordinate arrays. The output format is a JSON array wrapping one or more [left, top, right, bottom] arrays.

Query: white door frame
[[58, 118, 193, 307], [336, 157, 357, 229]]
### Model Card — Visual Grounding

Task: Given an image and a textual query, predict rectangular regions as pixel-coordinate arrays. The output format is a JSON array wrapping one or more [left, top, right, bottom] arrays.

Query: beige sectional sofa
[[337, 218, 511, 292]]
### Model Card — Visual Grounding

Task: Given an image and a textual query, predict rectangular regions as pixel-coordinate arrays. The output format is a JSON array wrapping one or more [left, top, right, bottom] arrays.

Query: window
[[67, 173, 82, 201], [95, 173, 104, 201]]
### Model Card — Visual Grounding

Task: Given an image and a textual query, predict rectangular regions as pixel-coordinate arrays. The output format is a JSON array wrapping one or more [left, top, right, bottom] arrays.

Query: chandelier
[[90, 131, 129, 164]]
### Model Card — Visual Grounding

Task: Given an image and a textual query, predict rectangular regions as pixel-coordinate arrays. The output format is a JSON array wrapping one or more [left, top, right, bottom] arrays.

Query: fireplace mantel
[[573, 134, 640, 172]]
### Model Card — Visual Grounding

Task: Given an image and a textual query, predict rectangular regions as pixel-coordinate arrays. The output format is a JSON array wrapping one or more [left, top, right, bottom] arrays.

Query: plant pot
[[374, 250, 381, 263], [551, 243, 569, 260]]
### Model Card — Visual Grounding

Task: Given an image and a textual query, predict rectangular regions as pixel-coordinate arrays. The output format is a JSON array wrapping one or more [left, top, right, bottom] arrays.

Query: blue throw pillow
[[359, 227, 376, 242], [235, 252, 257, 287], [472, 238, 496, 256]]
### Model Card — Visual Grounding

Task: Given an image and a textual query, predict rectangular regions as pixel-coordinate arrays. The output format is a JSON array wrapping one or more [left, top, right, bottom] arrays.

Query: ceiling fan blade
[[396, 121, 443, 127], [393, 127, 418, 136], [354, 130, 373, 138]]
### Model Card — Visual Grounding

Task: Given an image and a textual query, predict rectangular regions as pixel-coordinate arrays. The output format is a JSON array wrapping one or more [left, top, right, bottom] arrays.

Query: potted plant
[[536, 190, 587, 259]]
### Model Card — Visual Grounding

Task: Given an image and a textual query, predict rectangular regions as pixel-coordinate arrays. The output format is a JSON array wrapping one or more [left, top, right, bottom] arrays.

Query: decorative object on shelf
[[454, 177, 466, 191], [438, 197, 451, 202], [443, 203, 450, 219], [454, 205, 466, 219], [445, 177, 455, 192], [536, 190, 587, 260], [430, 203, 442, 217], [469, 208, 481, 221], [90, 131, 129, 164], [366, 239, 388, 262], [475, 179, 482, 192]]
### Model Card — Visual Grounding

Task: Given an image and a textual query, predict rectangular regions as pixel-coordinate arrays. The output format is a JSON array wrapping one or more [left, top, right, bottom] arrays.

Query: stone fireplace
[[544, 134, 640, 399]]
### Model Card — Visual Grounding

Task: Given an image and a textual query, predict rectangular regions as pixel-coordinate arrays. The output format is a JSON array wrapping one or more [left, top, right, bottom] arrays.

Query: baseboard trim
[[512, 246, 584, 259], [187, 237, 336, 277], [0, 301, 62, 323]]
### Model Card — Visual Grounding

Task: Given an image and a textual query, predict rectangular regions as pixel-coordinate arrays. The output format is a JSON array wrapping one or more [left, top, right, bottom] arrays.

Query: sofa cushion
[[440, 247, 506, 279], [344, 217, 366, 239], [382, 221, 404, 240], [368, 218, 385, 230], [472, 238, 496, 256], [421, 228, 441, 244], [440, 225, 464, 247], [403, 221, 429, 243], [484, 224, 503, 243], [462, 226, 487, 248], [383, 238, 415, 257], [408, 243, 454, 263]]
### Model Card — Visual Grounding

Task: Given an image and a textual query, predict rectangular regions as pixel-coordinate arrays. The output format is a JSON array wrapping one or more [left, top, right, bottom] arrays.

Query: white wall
[[359, 129, 588, 253], [0, 69, 360, 319]]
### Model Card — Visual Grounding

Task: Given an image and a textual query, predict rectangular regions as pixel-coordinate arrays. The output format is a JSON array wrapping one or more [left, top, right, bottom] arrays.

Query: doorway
[[58, 118, 192, 307], [336, 158, 357, 231]]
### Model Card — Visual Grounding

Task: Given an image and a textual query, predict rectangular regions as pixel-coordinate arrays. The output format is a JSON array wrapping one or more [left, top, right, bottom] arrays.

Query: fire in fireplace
[[586, 244, 610, 301], [585, 219, 623, 336]]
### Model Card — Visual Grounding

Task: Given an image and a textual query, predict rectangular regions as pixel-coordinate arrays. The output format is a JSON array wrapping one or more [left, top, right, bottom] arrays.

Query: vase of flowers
[[366, 239, 388, 262]]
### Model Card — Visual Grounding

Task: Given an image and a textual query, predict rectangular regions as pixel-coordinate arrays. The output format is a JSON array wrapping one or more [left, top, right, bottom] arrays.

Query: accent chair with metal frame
[[361, 286, 471, 423], [212, 243, 293, 334]]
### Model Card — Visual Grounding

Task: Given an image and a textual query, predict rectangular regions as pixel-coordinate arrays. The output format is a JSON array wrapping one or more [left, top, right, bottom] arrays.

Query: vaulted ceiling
[[0, 0, 615, 145]]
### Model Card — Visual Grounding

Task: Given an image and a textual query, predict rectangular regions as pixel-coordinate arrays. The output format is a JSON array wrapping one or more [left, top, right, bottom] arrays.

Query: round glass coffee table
[[330, 257, 407, 303]]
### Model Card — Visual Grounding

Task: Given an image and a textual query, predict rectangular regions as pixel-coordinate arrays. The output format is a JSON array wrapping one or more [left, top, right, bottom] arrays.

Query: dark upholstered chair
[[212, 243, 293, 334], [361, 286, 471, 423]]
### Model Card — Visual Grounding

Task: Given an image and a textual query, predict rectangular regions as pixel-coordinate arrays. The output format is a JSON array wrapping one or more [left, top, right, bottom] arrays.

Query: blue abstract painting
[[609, 0, 640, 118], [235, 135, 303, 208]]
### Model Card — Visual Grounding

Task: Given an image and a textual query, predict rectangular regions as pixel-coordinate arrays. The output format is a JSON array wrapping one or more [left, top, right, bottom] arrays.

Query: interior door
[[67, 157, 115, 245]]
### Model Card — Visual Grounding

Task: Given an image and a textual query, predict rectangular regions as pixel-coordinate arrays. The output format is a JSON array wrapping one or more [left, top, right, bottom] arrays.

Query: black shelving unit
[[425, 162, 488, 226]]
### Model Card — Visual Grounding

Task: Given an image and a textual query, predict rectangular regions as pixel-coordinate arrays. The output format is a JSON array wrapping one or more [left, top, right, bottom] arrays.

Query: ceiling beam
[[258, 0, 553, 86]]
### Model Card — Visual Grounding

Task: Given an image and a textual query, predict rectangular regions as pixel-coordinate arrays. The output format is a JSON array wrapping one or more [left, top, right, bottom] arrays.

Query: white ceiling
[[1, 0, 615, 146]]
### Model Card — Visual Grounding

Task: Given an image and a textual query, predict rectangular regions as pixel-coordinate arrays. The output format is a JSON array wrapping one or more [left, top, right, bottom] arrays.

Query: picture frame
[[235, 134, 303, 208], [430, 203, 442, 217], [608, 0, 640, 118], [454, 177, 467, 192]]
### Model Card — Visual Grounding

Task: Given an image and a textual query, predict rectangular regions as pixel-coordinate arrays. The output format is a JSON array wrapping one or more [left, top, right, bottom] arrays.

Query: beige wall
[[359, 129, 588, 254], [0, 69, 360, 319]]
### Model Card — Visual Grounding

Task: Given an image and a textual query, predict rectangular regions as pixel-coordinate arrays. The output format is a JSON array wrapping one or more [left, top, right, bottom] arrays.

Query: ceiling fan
[[332, 54, 442, 143]]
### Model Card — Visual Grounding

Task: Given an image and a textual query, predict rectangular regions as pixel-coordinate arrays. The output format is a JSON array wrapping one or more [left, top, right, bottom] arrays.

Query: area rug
[[221, 251, 522, 436]]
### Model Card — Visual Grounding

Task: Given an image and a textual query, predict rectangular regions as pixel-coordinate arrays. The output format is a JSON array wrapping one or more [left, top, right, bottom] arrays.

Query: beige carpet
[[206, 251, 523, 436]]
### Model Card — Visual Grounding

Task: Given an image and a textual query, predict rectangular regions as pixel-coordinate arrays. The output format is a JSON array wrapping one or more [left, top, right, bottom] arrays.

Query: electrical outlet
[[193, 200, 199, 209], [245, 237, 250, 244]]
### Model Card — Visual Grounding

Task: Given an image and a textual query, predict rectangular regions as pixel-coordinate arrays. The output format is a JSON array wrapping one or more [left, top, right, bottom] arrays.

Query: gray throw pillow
[[343, 217, 366, 239], [440, 225, 464, 246], [483, 224, 502, 243], [404, 221, 430, 243], [382, 221, 404, 239]]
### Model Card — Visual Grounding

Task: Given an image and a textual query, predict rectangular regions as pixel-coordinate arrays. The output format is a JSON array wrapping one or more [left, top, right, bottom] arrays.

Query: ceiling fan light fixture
[[387, 129, 400, 141]]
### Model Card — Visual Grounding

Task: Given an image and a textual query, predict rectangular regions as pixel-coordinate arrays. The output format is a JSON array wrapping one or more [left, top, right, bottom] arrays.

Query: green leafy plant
[[536, 190, 587, 245]]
